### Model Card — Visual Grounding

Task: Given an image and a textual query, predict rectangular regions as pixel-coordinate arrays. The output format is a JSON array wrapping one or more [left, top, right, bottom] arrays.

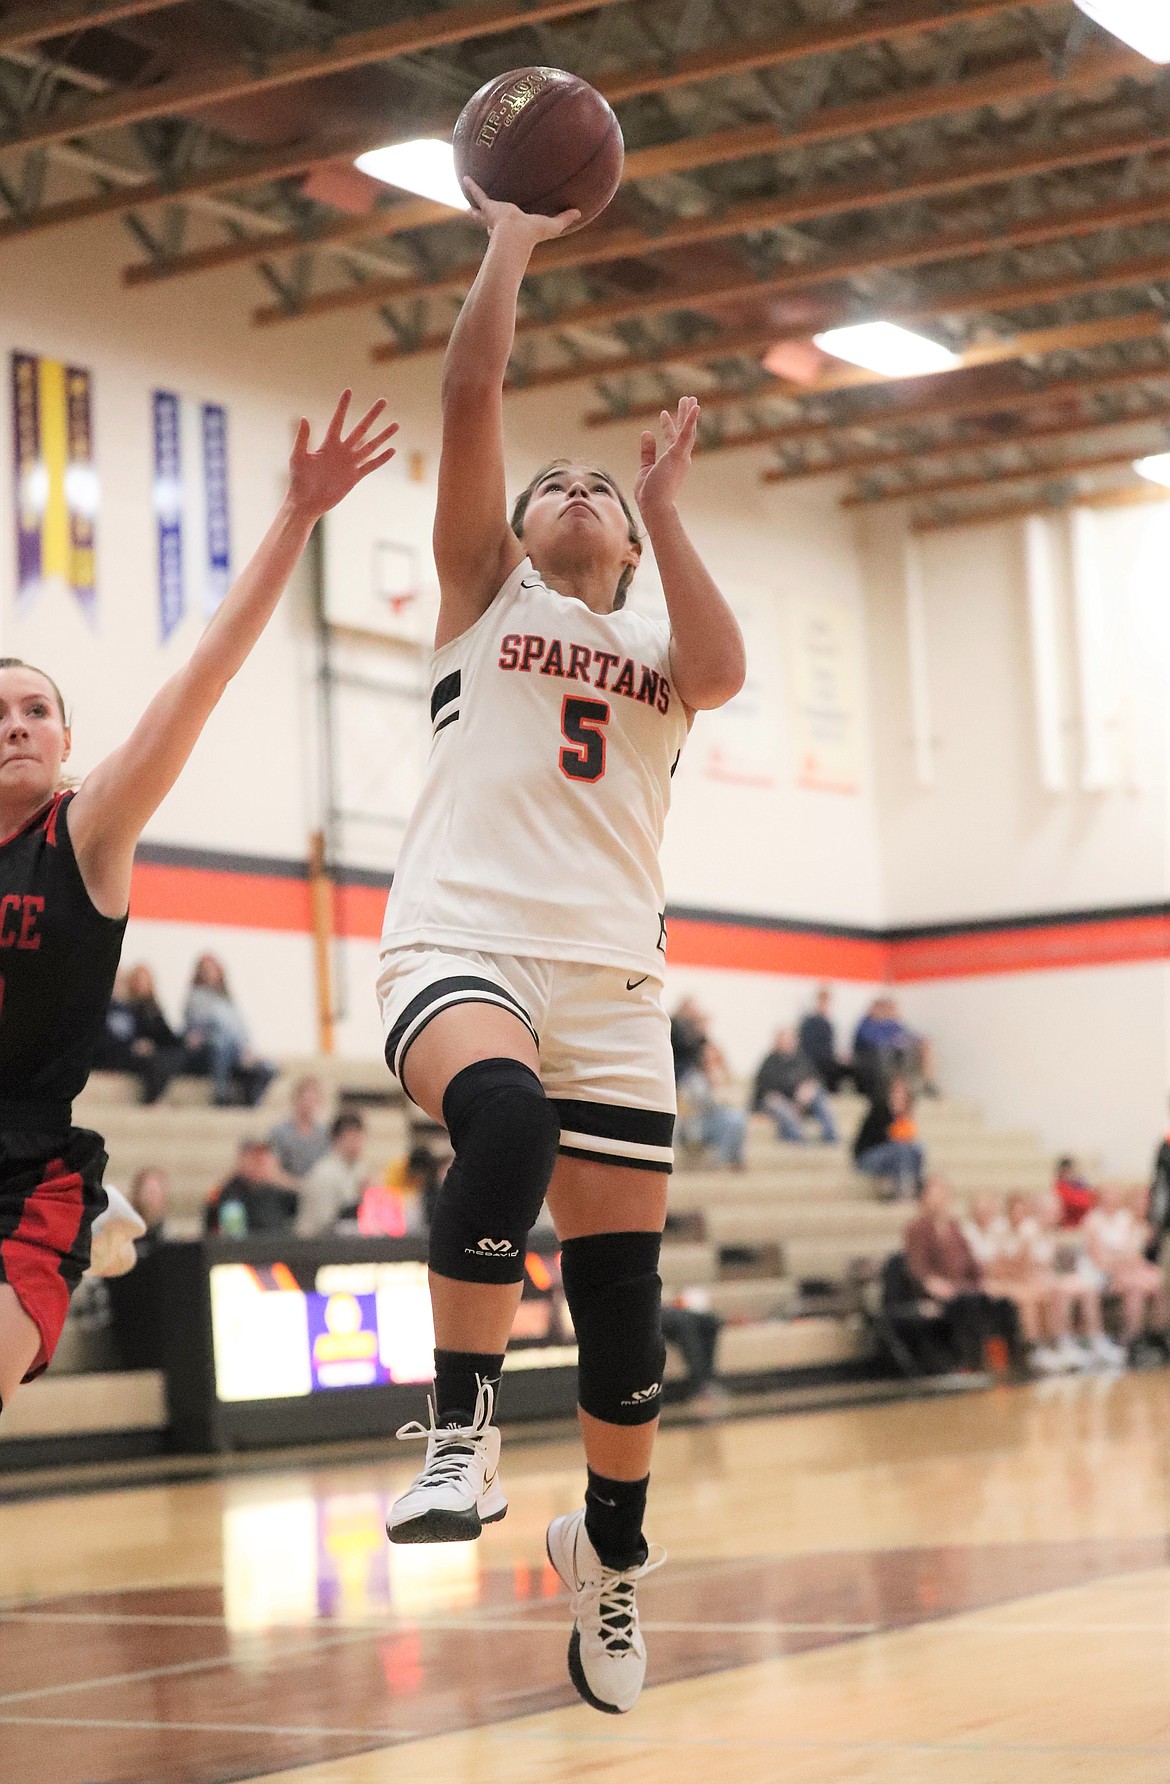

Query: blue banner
[[202, 401, 230, 615], [152, 389, 183, 640]]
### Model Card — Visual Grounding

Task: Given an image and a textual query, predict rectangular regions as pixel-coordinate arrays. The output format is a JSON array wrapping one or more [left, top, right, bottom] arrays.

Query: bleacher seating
[[71, 1070, 1056, 1390]]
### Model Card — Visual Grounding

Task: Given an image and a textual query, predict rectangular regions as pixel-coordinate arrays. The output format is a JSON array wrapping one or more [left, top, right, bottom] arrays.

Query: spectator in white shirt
[[1083, 1185, 1170, 1355], [297, 1111, 371, 1236]]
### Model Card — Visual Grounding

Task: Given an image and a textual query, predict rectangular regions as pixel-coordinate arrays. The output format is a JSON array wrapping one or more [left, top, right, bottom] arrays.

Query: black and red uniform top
[[0, 792, 127, 1133]]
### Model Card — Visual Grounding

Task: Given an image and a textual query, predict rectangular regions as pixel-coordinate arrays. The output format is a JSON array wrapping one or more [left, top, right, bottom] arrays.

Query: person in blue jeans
[[751, 1026, 838, 1144], [853, 1077, 924, 1199], [183, 953, 275, 1107], [677, 1041, 747, 1168]]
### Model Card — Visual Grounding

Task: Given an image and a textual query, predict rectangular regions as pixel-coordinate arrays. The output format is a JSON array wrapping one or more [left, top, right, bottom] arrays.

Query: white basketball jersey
[[381, 559, 689, 979]]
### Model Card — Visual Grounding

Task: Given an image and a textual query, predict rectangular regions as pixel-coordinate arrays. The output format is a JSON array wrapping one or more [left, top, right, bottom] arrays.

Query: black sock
[[433, 1348, 504, 1428], [585, 1467, 649, 1570]]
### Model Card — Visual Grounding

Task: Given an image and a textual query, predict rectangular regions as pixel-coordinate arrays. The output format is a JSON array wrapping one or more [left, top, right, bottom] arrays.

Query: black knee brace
[[428, 1058, 560, 1284], [560, 1231, 665, 1425]]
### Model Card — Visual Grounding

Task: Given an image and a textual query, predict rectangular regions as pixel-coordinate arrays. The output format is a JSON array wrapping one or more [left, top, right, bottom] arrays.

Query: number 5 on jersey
[[560, 695, 610, 783]]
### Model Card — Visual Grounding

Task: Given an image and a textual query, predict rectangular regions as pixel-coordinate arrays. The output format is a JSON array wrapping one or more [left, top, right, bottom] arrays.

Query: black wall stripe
[[430, 670, 461, 722]]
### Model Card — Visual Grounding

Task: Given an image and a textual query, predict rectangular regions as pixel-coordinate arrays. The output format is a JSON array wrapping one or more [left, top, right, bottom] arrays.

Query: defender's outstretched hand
[[288, 391, 399, 520], [463, 177, 580, 244], [635, 396, 699, 523]]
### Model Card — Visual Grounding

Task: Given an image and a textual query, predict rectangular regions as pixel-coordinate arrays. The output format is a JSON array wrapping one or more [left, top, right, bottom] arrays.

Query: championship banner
[[788, 589, 866, 794], [12, 351, 98, 620], [152, 389, 232, 639]]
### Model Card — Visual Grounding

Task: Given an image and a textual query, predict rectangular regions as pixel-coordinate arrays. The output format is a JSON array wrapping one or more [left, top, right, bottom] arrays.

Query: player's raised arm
[[432, 181, 579, 648], [634, 397, 746, 711], [68, 392, 398, 916]]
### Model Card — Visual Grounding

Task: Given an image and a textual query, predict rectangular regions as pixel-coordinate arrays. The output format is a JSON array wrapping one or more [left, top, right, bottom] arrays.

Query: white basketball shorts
[[377, 945, 676, 1174]]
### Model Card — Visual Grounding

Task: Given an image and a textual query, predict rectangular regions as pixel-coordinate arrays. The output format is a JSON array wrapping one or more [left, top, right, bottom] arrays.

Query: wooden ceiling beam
[[619, 44, 1144, 185], [364, 197, 1170, 365], [130, 108, 1170, 291], [4, 22, 1139, 258], [696, 358, 1170, 455], [845, 441, 1166, 505], [0, 0, 191, 51], [605, 0, 1044, 103], [584, 313, 1170, 427], [0, 0, 631, 154], [760, 401, 1170, 483], [910, 481, 1170, 531]]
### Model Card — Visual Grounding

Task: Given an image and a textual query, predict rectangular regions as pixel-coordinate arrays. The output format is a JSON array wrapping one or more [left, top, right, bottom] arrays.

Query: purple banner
[[152, 389, 184, 640], [12, 352, 42, 603], [202, 401, 230, 615]]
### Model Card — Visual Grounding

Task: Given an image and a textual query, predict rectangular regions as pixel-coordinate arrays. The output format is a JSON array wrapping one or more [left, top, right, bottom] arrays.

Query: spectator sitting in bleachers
[[1032, 1190, 1125, 1370], [751, 1025, 837, 1144], [962, 1191, 1092, 1374], [268, 1074, 330, 1180], [677, 1039, 747, 1170], [903, 1177, 1020, 1372], [661, 1288, 726, 1418], [184, 953, 276, 1107], [852, 995, 937, 1100], [356, 1159, 426, 1237], [93, 967, 187, 1105], [1149, 1098, 1170, 1310], [670, 996, 709, 1083], [297, 1111, 370, 1235], [1083, 1184, 1170, 1362], [128, 1165, 172, 1249], [405, 1140, 446, 1229], [798, 985, 851, 1092], [1053, 1154, 1097, 1228], [853, 1077, 924, 1200], [205, 1139, 297, 1235]]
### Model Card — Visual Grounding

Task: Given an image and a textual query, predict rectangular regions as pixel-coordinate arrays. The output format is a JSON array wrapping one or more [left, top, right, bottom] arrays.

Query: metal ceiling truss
[[2, 0, 1169, 523]]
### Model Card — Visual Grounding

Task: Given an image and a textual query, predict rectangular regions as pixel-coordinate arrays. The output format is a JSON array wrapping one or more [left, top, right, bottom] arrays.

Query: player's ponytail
[[510, 462, 642, 608]]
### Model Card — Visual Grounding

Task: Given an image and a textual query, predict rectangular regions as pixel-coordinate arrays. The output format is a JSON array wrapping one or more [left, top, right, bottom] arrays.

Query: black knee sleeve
[[428, 1058, 560, 1283], [561, 1231, 665, 1425]]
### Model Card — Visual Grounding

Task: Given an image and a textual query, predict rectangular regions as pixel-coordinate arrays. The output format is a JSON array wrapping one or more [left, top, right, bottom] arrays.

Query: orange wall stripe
[[891, 912, 1170, 981], [667, 918, 891, 981], [131, 862, 314, 934], [129, 859, 1170, 982]]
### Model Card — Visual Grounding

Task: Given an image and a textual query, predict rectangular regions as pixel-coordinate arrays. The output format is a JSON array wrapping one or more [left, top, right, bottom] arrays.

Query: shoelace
[[394, 1375, 497, 1485], [594, 1547, 666, 1655]]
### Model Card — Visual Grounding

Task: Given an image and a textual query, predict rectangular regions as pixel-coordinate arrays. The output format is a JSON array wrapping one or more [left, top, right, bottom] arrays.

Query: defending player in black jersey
[[0, 392, 397, 1417]]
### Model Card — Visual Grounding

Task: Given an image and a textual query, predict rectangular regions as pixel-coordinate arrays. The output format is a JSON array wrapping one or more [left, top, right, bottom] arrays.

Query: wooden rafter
[[844, 442, 1169, 506], [617, 45, 1143, 185], [760, 402, 1170, 484], [910, 482, 1170, 531], [584, 314, 1170, 427], [0, 0, 632, 153], [694, 359, 1170, 457], [244, 140, 1170, 329], [0, 0, 191, 50], [127, 103, 1170, 292], [605, 0, 1050, 102], [2, 24, 1139, 259], [368, 224, 1170, 368]]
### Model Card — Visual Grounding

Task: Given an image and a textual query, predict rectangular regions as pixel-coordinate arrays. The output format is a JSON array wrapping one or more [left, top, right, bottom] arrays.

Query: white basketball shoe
[[386, 1377, 507, 1544], [546, 1507, 664, 1714]]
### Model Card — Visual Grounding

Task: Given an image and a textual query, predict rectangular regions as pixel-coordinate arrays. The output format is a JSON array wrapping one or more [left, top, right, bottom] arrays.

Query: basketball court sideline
[[1, 1372, 1167, 1784]]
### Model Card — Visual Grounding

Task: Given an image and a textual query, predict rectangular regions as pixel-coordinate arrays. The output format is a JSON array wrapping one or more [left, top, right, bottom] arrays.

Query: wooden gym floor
[[1, 1371, 1168, 1784]]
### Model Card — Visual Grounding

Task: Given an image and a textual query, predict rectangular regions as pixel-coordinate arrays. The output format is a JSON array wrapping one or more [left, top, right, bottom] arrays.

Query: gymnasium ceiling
[[5, 0, 1170, 531]]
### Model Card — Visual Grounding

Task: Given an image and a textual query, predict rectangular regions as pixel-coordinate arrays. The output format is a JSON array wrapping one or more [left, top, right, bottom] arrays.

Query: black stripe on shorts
[[385, 974, 539, 1080], [552, 1098, 674, 1175]]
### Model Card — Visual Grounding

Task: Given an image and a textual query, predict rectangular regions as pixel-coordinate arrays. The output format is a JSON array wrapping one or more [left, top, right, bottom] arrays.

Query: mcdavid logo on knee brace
[[466, 1236, 519, 1259], [621, 1382, 661, 1406]]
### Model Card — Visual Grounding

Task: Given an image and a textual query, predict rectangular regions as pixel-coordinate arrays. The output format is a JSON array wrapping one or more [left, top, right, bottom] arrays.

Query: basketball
[[453, 66, 624, 230]]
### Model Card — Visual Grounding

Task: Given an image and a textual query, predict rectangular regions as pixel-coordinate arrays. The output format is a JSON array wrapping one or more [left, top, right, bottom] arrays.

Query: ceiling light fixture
[[812, 321, 960, 378], [355, 139, 470, 210], [1133, 451, 1170, 487], [1073, 1, 1170, 63]]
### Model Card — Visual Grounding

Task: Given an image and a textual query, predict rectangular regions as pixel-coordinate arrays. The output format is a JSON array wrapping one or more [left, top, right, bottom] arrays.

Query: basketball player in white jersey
[[378, 179, 745, 1715]]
